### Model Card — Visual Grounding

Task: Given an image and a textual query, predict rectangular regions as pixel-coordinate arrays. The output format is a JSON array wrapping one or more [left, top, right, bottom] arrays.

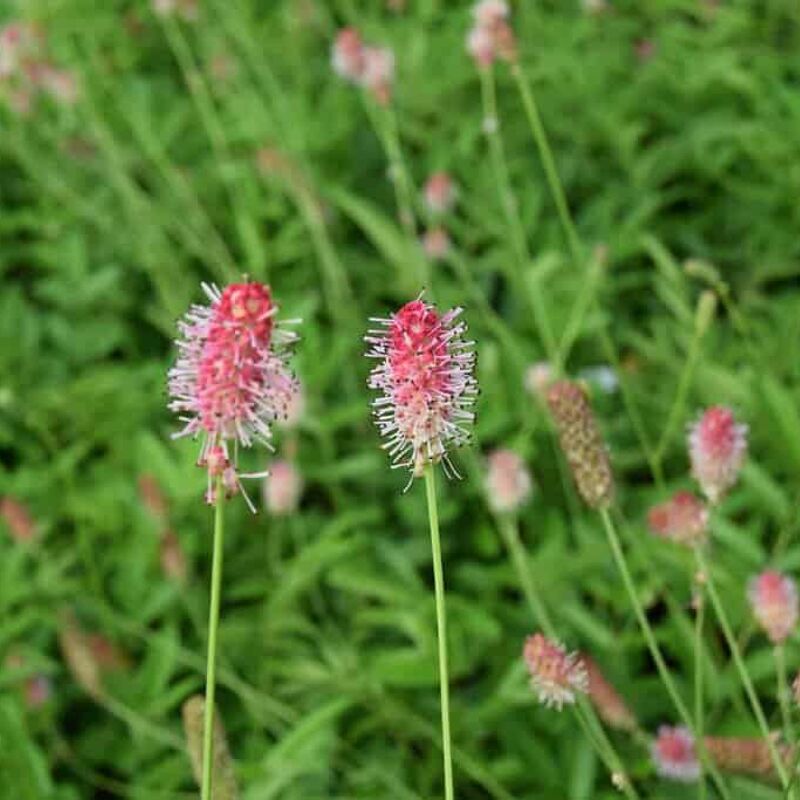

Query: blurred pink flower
[[647, 491, 708, 548], [748, 570, 798, 644], [688, 406, 747, 504], [523, 633, 588, 710], [486, 449, 532, 514], [422, 227, 451, 261], [652, 726, 699, 782], [423, 172, 458, 215], [263, 460, 303, 516]]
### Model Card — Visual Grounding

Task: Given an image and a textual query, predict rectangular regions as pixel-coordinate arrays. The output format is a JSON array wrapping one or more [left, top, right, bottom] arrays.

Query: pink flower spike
[[423, 172, 458, 215], [466, 23, 495, 68], [486, 449, 532, 514], [523, 633, 588, 710], [422, 227, 451, 261], [365, 297, 478, 481], [331, 27, 365, 83], [688, 406, 747, 504], [652, 726, 700, 782], [748, 570, 798, 645], [263, 460, 303, 516], [359, 45, 394, 105], [168, 282, 298, 508], [647, 491, 709, 548], [472, 0, 509, 27]]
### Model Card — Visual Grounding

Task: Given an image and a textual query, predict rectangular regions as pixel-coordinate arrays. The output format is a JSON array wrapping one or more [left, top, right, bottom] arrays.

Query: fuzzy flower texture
[[366, 298, 477, 480], [168, 282, 298, 508], [523, 633, 588, 710], [688, 406, 747, 504], [748, 570, 798, 645]]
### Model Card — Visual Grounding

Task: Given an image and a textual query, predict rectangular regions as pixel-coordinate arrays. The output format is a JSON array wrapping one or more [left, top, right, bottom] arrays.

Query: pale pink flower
[[523, 633, 588, 710], [472, 0, 509, 27], [524, 361, 553, 399], [422, 227, 451, 261], [748, 570, 798, 644], [365, 297, 477, 479], [360, 45, 394, 105], [263, 460, 303, 516], [647, 491, 708, 548], [688, 406, 747, 504], [423, 172, 457, 215], [652, 726, 700, 782], [168, 282, 298, 509], [331, 27, 365, 82], [0, 497, 37, 543], [152, 0, 198, 20], [486, 449, 532, 514], [465, 24, 494, 68]]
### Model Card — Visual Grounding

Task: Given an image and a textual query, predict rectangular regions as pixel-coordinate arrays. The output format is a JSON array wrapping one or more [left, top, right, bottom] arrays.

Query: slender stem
[[571, 703, 640, 800], [202, 478, 226, 800], [423, 465, 455, 800], [598, 509, 731, 799], [693, 570, 707, 800], [776, 644, 795, 745], [694, 547, 790, 791], [497, 515, 555, 638]]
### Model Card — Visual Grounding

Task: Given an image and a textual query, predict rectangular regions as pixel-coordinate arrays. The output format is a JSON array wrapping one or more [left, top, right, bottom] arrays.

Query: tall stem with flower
[[168, 282, 299, 799]]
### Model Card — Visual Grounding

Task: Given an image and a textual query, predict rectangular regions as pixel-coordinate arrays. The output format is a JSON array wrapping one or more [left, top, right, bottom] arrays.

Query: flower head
[[581, 654, 637, 731], [365, 297, 477, 480], [647, 491, 708, 548], [546, 380, 614, 509], [360, 45, 394, 105], [168, 282, 298, 509], [421, 227, 451, 261], [466, 0, 516, 67], [524, 361, 553, 399], [705, 736, 794, 779], [748, 570, 798, 644], [523, 633, 588, 710], [331, 27, 365, 82], [423, 172, 457, 215], [0, 496, 37, 543], [688, 406, 747, 504], [471, 0, 509, 26], [263, 460, 303, 516], [651, 726, 700, 782], [485, 449, 532, 514]]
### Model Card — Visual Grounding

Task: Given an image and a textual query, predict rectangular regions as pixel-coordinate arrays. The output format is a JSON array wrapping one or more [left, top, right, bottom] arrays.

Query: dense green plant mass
[[2, 1, 800, 798]]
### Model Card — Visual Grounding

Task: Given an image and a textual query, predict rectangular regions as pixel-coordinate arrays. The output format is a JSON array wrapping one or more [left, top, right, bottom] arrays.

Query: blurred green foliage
[[1, 0, 800, 798]]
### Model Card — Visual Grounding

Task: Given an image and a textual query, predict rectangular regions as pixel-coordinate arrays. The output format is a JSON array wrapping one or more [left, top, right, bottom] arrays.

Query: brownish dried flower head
[[182, 695, 239, 799], [581, 654, 637, 731], [546, 381, 614, 509], [705, 736, 794, 780]]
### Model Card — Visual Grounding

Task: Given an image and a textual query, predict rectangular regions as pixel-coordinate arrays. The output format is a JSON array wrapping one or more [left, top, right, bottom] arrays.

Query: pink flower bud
[[485, 449, 532, 514], [651, 726, 700, 782], [423, 172, 457, 215], [366, 298, 478, 479], [421, 227, 451, 261], [471, 0, 509, 26], [524, 361, 553, 399], [360, 46, 394, 105], [647, 491, 708, 548], [581, 654, 637, 731], [331, 27, 365, 82], [263, 460, 303, 516], [688, 406, 747, 504], [465, 24, 495, 68], [748, 570, 798, 644], [523, 633, 588, 710]]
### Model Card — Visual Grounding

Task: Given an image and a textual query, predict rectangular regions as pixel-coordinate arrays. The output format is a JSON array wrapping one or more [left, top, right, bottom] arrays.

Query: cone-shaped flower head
[[651, 726, 700, 782], [523, 633, 588, 710], [581, 654, 637, 731], [485, 449, 532, 514], [365, 298, 477, 479], [423, 172, 458, 215], [331, 27, 364, 82], [688, 406, 747, 504], [647, 491, 708, 548], [748, 570, 798, 644], [705, 736, 795, 779], [168, 282, 297, 506], [546, 380, 614, 509]]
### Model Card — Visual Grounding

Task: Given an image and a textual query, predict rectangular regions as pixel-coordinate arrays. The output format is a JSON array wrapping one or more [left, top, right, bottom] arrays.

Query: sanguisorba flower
[[688, 406, 747, 505], [647, 491, 709, 548], [546, 380, 614, 509], [651, 725, 700, 782], [168, 282, 298, 507], [523, 633, 588, 710], [581, 654, 637, 732], [486, 449, 532, 514], [366, 297, 477, 480], [263, 460, 303, 516], [423, 172, 457, 215], [748, 570, 798, 645]]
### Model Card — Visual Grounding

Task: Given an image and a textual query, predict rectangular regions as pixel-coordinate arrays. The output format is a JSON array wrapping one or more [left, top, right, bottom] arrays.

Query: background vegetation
[[2, 0, 800, 798]]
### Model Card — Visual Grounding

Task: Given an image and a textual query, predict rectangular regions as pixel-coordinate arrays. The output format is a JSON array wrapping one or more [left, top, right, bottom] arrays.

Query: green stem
[[423, 465, 455, 800], [693, 570, 707, 800], [571, 703, 640, 800], [694, 547, 790, 792], [497, 515, 555, 638], [777, 644, 795, 745], [202, 478, 226, 800], [598, 509, 731, 799]]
